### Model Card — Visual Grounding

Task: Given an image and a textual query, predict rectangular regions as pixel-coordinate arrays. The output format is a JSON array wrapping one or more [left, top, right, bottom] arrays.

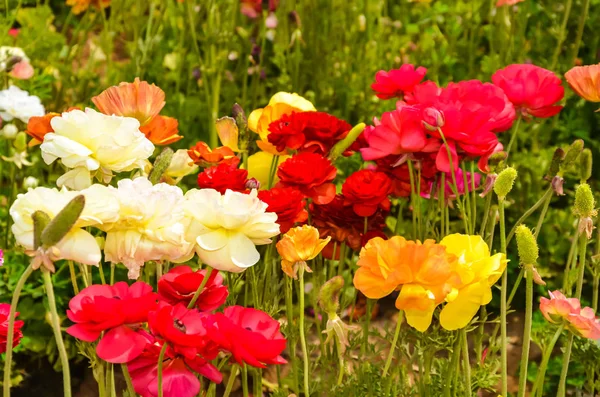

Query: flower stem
[[284, 277, 300, 394], [120, 364, 136, 397], [67, 261, 79, 295], [298, 267, 310, 397], [550, 0, 573, 70], [222, 364, 238, 397], [444, 334, 462, 397], [187, 266, 213, 309], [382, 310, 404, 377], [517, 265, 534, 397], [157, 343, 167, 397], [506, 187, 553, 244], [574, 233, 588, 300], [241, 364, 249, 397], [461, 329, 472, 397], [506, 115, 522, 156], [499, 198, 508, 397], [557, 333, 574, 397], [42, 271, 72, 397], [335, 335, 345, 386], [3, 264, 33, 397], [530, 324, 565, 397]]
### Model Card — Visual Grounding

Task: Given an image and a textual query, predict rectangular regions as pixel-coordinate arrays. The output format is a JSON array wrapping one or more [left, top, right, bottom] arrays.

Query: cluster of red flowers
[[66, 265, 286, 397], [0, 303, 24, 354]]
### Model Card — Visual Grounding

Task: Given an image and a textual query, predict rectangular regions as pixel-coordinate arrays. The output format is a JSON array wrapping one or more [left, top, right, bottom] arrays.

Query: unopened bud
[[32, 211, 51, 250], [516, 225, 539, 266], [148, 147, 174, 185], [232, 104, 247, 131], [41, 195, 85, 248], [318, 276, 344, 315], [574, 183, 596, 219], [479, 173, 497, 198], [13, 131, 27, 151], [245, 178, 260, 190], [288, 10, 301, 27], [329, 123, 366, 161], [422, 107, 445, 131], [1, 124, 18, 139], [493, 167, 517, 199], [579, 148, 593, 182], [552, 176, 564, 196], [23, 176, 38, 189], [562, 139, 584, 171]]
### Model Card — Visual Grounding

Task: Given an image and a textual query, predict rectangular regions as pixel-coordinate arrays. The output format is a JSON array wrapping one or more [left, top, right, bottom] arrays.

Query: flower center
[[174, 319, 187, 333]]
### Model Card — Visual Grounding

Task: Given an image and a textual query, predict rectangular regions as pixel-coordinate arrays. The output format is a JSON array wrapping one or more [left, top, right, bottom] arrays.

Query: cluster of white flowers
[[0, 85, 44, 123]]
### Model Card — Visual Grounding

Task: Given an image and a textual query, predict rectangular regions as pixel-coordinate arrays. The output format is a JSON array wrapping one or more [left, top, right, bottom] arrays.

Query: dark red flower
[[342, 169, 392, 217], [492, 64, 564, 118], [240, 0, 278, 18], [276, 152, 337, 205], [371, 64, 427, 99], [197, 162, 248, 194], [0, 303, 24, 354], [374, 156, 438, 198], [66, 282, 157, 363], [258, 187, 308, 233], [158, 266, 228, 312]]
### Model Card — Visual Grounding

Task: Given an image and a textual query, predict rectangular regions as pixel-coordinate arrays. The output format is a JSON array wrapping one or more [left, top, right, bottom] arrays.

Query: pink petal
[[96, 326, 148, 363]]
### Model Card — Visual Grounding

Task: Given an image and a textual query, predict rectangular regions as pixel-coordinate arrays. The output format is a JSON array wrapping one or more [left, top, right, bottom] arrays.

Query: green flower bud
[[148, 147, 174, 185], [546, 148, 565, 178], [579, 148, 593, 183], [493, 167, 517, 199], [32, 211, 51, 250], [516, 225, 539, 266], [574, 183, 596, 219], [561, 139, 584, 171], [328, 123, 365, 161], [41, 195, 85, 248], [13, 132, 27, 152], [318, 276, 344, 315]]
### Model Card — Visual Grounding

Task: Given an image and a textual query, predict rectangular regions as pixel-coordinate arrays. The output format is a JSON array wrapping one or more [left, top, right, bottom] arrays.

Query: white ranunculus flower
[[98, 177, 190, 279], [164, 149, 198, 181], [0, 86, 44, 123], [9, 184, 119, 266], [40, 108, 154, 190], [180, 188, 280, 272], [0, 46, 29, 70]]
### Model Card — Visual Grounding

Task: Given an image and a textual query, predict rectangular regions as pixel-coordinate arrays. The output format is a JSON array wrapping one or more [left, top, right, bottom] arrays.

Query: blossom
[[371, 64, 428, 99], [276, 152, 337, 205], [245, 151, 288, 188], [196, 162, 249, 194], [540, 290, 600, 339], [158, 266, 228, 311], [164, 149, 198, 181], [492, 64, 564, 118], [567, 307, 600, 339], [0, 86, 44, 123], [438, 234, 507, 330], [565, 63, 600, 102], [99, 178, 190, 279], [139, 115, 182, 145], [66, 0, 111, 14], [9, 60, 34, 80], [342, 169, 392, 217], [0, 47, 28, 70], [26, 112, 60, 146], [205, 306, 287, 368], [424, 168, 482, 201], [180, 189, 280, 272], [248, 92, 316, 154], [0, 303, 24, 354], [40, 108, 154, 190], [496, 0, 525, 6], [92, 78, 165, 126], [188, 142, 238, 167], [66, 282, 157, 363], [276, 225, 330, 278], [258, 187, 308, 233], [240, 0, 279, 18]]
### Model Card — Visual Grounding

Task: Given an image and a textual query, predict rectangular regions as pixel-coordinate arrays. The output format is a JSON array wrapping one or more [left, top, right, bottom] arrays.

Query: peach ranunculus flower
[[188, 141, 239, 167], [276, 225, 331, 278], [26, 112, 60, 146], [495, 0, 524, 6], [438, 234, 507, 330], [540, 290, 600, 339], [353, 236, 457, 332], [565, 63, 600, 103], [248, 92, 316, 154], [139, 115, 182, 145]]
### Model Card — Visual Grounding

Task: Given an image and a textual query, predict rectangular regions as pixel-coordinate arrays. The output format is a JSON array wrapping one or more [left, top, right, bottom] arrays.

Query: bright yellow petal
[[247, 108, 263, 133], [245, 151, 288, 188], [269, 92, 316, 111], [439, 281, 490, 331], [395, 284, 437, 332]]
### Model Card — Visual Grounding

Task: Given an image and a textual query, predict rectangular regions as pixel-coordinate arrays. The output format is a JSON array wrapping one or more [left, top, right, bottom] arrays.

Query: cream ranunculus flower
[[98, 177, 190, 279], [9, 184, 119, 266], [40, 108, 155, 190], [163, 149, 198, 182], [0, 86, 44, 123], [180, 188, 280, 272]]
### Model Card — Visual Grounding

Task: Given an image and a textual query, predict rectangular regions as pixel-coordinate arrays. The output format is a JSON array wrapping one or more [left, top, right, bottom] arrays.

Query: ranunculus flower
[[92, 78, 165, 126], [188, 142, 238, 167], [196, 162, 248, 194], [248, 92, 316, 154], [342, 169, 392, 217], [371, 64, 428, 99], [276, 152, 337, 205], [158, 266, 228, 311], [9, 60, 34, 80], [540, 290, 600, 339], [0, 303, 24, 354], [424, 168, 482, 201], [245, 151, 289, 188], [567, 307, 600, 339], [565, 63, 600, 103], [240, 0, 278, 18], [66, 282, 157, 363], [276, 225, 330, 278], [40, 108, 154, 190], [26, 112, 60, 146], [180, 189, 280, 272], [496, 0, 524, 6], [139, 115, 182, 145], [164, 149, 199, 181], [98, 178, 190, 279], [0, 85, 44, 123], [492, 64, 564, 118], [438, 234, 507, 330], [205, 306, 287, 368], [258, 187, 307, 233]]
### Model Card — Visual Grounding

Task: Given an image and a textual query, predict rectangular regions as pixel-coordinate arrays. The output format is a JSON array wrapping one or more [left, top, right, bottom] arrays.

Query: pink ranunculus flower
[[568, 307, 600, 339], [540, 290, 600, 340], [371, 64, 428, 100], [9, 60, 34, 80]]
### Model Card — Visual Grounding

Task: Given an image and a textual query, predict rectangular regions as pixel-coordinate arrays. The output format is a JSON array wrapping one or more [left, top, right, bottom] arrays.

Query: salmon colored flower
[[438, 234, 507, 330], [565, 63, 600, 103], [9, 60, 33, 80], [540, 290, 600, 339], [92, 78, 165, 126], [140, 115, 182, 145], [276, 225, 330, 278], [26, 112, 60, 146], [248, 92, 316, 154], [496, 0, 524, 6], [188, 142, 238, 167]]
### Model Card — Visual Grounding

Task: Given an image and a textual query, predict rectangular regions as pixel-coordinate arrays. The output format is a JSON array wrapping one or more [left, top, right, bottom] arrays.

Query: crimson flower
[[371, 64, 427, 99], [492, 64, 564, 118], [0, 303, 24, 354], [205, 306, 287, 368], [240, 0, 278, 18], [258, 187, 308, 233], [276, 152, 337, 204], [374, 156, 438, 198], [158, 266, 228, 311], [197, 162, 248, 194], [342, 169, 392, 217], [66, 282, 157, 363]]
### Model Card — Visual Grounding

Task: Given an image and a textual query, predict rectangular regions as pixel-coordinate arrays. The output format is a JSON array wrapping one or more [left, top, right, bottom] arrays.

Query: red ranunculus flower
[[342, 169, 392, 217], [197, 162, 248, 194], [205, 306, 287, 368], [158, 266, 228, 311], [492, 64, 564, 118], [276, 152, 337, 204], [66, 282, 157, 363], [371, 64, 428, 99], [258, 187, 308, 233], [267, 111, 352, 155], [374, 156, 438, 198], [0, 303, 24, 354]]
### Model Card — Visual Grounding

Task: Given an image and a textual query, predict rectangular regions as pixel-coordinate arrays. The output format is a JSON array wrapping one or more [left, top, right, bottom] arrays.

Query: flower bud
[[552, 175, 564, 196], [562, 139, 584, 171], [148, 147, 174, 185], [546, 148, 565, 178], [1, 124, 18, 139], [328, 123, 366, 161], [23, 176, 39, 189], [516, 225, 539, 266], [574, 183, 596, 219], [288, 10, 301, 27], [245, 178, 260, 190], [41, 195, 85, 248], [422, 107, 445, 131], [13, 131, 27, 151], [479, 173, 497, 198], [32, 210, 51, 250], [318, 276, 344, 315], [493, 167, 517, 200], [579, 148, 593, 182]]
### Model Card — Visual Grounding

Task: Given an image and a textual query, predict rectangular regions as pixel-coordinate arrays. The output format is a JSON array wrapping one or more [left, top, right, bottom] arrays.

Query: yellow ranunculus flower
[[276, 225, 330, 278], [248, 92, 316, 154], [439, 234, 507, 330], [245, 151, 289, 189]]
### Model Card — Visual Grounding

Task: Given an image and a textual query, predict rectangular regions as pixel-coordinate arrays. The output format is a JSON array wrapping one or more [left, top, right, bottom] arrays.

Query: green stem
[[335, 335, 345, 386], [298, 267, 310, 397], [120, 364, 136, 397], [187, 266, 213, 309], [444, 335, 462, 397], [505, 115, 522, 158], [462, 329, 472, 397], [284, 277, 300, 394], [517, 265, 534, 397], [157, 343, 167, 397], [574, 233, 588, 299], [499, 198, 508, 397], [382, 311, 404, 377], [556, 333, 574, 397], [530, 324, 565, 397], [67, 261, 79, 295], [506, 188, 553, 245], [222, 364, 238, 397], [241, 364, 249, 397], [253, 368, 262, 397], [550, 0, 573, 70]]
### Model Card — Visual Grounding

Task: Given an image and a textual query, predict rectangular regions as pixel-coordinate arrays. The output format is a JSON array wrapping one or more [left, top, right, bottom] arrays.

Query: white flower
[[1, 124, 18, 139], [164, 149, 198, 181], [98, 177, 190, 279], [0, 86, 44, 123], [23, 176, 39, 189], [1, 150, 32, 169], [9, 184, 119, 266], [40, 108, 154, 190], [0, 46, 29, 71], [180, 189, 280, 273]]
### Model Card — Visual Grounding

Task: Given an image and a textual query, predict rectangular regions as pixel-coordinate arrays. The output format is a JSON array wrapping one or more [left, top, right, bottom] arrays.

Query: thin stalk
[[574, 233, 588, 299], [187, 266, 213, 309], [517, 265, 534, 397], [382, 311, 404, 377], [361, 298, 373, 355], [557, 333, 574, 397], [157, 343, 167, 397], [470, 161, 477, 233], [407, 160, 417, 239], [530, 324, 565, 397], [462, 329, 472, 397], [284, 277, 300, 394], [507, 188, 553, 244], [298, 267, 310, 397], [593, 275, 599, 312], [120, 364, 136, 397], [506, 115, 522, 157], [570, 0, 590, 66], [444, 335, 462, 397], [335, 335, 345, 386], [550, 0, 573, 70], [241, 364, 249, 397], [499, 198, 508, 397], [479, 193, 493, 237], [67, 261, 79, 294], [222, 364, 239, 397], [253, 368, 262, 397]]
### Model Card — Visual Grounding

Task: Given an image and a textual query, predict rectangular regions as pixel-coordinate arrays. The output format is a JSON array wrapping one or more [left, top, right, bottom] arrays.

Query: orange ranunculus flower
[[216, 116, 240, 152], [139, 115, 182, 146], [66, 0, 110, 14], [188, 141, 239, 167], [565, 63, 600, 103], [276, 225, 331, 279], [26, 112, 60, 146], [353, 236, 457, 331], [248, 92, 316, 155], [92, 78, 166, 126]]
